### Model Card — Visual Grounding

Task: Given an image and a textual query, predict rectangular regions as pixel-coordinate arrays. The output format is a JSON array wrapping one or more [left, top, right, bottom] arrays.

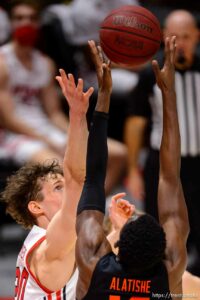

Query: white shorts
[[0, 125, 66, 165]]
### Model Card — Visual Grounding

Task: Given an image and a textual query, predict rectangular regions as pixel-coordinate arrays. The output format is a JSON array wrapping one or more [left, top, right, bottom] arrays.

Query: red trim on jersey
[[47, 295, 52, 300], [56, 290, 61, 300], [17, 267, 29, 300], [25, 235, 53, 294]]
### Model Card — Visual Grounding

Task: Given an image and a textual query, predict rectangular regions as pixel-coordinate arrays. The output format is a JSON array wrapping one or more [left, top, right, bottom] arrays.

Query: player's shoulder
[[23, 225, 46, 248], [17, 226, 46, 269]]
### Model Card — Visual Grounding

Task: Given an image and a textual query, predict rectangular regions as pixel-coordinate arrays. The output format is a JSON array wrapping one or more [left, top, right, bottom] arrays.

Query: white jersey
[[0, 43, 52, 129], [15, 225, 78, 300], [0, 43, 66, 164]]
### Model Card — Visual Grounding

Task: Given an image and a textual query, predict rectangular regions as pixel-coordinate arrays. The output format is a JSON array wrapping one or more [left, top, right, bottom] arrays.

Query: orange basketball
[[99, 5, 162, 66]]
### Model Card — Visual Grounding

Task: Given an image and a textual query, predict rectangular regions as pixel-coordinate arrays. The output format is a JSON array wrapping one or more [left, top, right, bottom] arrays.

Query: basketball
[[99, 5, 162, 66]]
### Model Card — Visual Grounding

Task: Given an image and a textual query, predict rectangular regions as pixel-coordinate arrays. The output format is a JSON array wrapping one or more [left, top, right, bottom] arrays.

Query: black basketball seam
[[101, 39, 157, 59], [100, 27, 161, 44], [102, 9, 161, 30]]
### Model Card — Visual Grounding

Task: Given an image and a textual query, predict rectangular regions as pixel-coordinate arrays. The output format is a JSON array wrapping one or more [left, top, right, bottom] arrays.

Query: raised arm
[[153, 36, 189, 290], [57, 70, 93, 184], [76, 40, 111, 235], [75, 41, 113, 299], [45, 70, 94, 257], [33, 71, 94, 291]]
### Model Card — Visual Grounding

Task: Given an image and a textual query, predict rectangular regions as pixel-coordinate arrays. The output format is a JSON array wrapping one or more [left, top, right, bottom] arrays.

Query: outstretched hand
[[88, 40, 112, 94], [109, 193, 135, 230], [152, 36, 176, 92], [56, 69, 94, 116]]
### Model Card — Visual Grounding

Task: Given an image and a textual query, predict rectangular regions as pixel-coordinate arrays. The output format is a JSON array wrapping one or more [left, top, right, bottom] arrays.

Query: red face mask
[[13, 24, 39, 47]]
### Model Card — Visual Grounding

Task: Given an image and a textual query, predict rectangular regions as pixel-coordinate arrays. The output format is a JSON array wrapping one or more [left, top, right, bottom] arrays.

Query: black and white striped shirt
[[128, 55, 200, 156]]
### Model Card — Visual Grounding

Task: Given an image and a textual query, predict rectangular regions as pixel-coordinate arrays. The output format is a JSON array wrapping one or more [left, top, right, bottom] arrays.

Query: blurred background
[[1, 0, 200, 298]]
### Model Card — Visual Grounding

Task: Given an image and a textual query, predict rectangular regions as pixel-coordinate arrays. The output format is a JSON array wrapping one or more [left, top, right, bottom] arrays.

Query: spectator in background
[[124, 9, 200, 276], [0, 0, 127, 195], [0, 0, 68, 165], [43, 0, 139, 46], [0, 7, 10, 45]]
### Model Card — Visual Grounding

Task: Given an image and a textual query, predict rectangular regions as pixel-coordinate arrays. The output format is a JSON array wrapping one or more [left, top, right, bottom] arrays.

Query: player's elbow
[[64, 166, 85, 186]]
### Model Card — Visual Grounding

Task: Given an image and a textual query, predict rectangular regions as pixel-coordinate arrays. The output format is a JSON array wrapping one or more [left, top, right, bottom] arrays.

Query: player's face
[[11, 4, 39, 30], [39, 173, 65, 221], [164, 21, 199, 69]]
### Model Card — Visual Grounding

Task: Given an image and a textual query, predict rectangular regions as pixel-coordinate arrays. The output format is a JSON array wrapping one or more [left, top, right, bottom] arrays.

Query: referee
[[125, 9, 200, 276]]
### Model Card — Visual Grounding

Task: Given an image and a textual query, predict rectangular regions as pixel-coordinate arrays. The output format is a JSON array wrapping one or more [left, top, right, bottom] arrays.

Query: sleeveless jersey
[[0, 43, 66, 164], [81, 252, 172, 300], [0, 43, 52, 130], [15, 225, 78, 300]]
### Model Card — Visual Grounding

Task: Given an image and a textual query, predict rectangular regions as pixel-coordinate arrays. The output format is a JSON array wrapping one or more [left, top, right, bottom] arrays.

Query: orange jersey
[[81, 252, 172, 300]]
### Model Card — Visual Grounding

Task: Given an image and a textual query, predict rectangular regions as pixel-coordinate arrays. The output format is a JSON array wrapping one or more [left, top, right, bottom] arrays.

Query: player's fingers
[[116, 201, 132, 214], [59, 69, 69, 87], [119, 204, 130, 214], [170, 35, 176, 65], [97, 45, 104, 63], [59, 68, 67, 77], [98, 45, 109, 65], [120, 200, 132, 209], [88, 40, 97, 54], [109, 196, 121, 213], [112, 192, 126, 202], [66, 74, 76, 94], [89, 41, 103, 84], [164, 36, 170, 65], [103, 63, 111, 76], [102, 64, 110, 83], [110, 197, 118, 209], [152, 60, 160, 81], [84, 87, 94, 99], [68, 73, 76, 89], [76, 78, 83, 97], [59, 70, 76, 99], [125, 207, 133, 214], [109, 199, 117, 217], [117, 199, 130, 207], [89, 40, 102, 67], [130, 204, 136, 215], [55, 75, 61, 83], [55, 76, 65, 95]]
